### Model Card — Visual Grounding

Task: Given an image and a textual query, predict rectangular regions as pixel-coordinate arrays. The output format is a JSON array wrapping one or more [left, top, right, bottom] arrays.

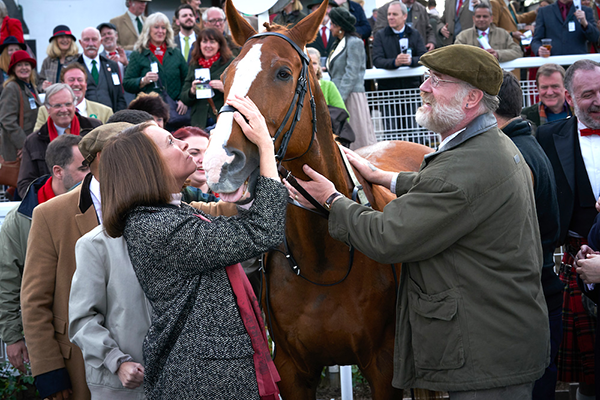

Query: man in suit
[[374, 0, 436, 50], [78, 27, 127, 113], [174, 4, 198, 63], [536, 59, 600, 400], [21, 122, 134, 400], [368, 8, 377, 30], [438, 0, 476, 45], [531, 0, 599, 56], [521, 63, 572, 128], [97, 22, 135, 105], [110, 0, 150, 51], [455, 3, 522, 61], [307, 0, 338, 58], [34, 63, 114, 131]]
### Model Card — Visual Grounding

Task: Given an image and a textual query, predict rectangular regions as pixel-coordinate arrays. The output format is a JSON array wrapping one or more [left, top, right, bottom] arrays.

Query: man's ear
[[466, 88, 484, 109], [52, 165, 64, 181], [565, 90, 574, 108]]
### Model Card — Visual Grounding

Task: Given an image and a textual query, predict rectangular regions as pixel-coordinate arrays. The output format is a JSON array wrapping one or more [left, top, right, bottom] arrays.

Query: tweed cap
[[419, 44, 503, 96], [329, 7, 356, 33], [79, 122, 133, 165]]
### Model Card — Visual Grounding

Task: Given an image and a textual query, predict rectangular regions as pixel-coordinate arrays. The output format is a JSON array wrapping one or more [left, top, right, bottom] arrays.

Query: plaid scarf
[[538, 101, 573, 125]]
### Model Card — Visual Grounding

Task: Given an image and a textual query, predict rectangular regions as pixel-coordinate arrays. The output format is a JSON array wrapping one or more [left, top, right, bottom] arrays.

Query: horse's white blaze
[[205, 43, 263, 185]]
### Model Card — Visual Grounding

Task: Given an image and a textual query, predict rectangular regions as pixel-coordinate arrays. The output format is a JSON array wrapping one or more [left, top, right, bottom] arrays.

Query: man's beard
[[415, 90, 466, 134], [573, 100, 600, 130]]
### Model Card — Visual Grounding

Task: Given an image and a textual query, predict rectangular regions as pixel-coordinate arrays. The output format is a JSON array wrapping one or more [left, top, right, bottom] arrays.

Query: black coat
[[77, 54, 127, 112], [372, 25, 427, 90]]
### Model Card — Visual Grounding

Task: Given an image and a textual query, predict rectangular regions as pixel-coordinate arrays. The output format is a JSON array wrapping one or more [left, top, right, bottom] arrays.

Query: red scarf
[[47, 115, 81, 142], [149, 43, 167, 64], [194, 213, 280, 399], [37, 176, 56, 204], [198, 52, 220, 69]]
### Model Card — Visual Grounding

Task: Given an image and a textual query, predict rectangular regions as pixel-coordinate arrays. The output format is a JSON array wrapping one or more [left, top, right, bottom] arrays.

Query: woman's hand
[[42, 80, 52, 90], [176, 100, 188, 115], [209, 80, 224, 92], [142, 71, 159, 87], [190, 79, 200, 95]]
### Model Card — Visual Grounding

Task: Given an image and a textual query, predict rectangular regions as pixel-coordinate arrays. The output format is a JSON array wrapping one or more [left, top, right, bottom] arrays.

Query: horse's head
[[203, 0, 329, 203]]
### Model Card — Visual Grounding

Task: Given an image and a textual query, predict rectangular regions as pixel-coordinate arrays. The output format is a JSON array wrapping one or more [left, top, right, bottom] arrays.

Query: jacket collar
[[78, 173, 96, 215], [17, 175, 51, 219]]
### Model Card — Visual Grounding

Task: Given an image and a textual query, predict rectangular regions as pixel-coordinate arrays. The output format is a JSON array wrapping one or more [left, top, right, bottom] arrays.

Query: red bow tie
[[581, 129, 600, 137]]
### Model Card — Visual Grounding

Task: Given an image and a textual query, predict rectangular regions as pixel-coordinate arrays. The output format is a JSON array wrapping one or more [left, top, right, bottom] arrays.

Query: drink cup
[[541, 38, 552, 57]]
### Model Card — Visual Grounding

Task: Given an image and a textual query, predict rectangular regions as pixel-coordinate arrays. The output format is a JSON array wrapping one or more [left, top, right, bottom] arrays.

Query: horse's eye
[[277, 69, 291, 80]]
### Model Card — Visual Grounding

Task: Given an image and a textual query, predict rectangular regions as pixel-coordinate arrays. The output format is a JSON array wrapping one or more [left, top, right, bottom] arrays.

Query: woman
[[128, 92, 170, 129], [181, 28, 233, 128], [0, 36, 27, 96], [0, 50, 41, 163], [307, 47, 347, 112], [124, 13, 189, 123], [38, 25, 79, 92], [273, 0, 306, 27], [327, 7, 376, 150], [100, 96, 284, 399]]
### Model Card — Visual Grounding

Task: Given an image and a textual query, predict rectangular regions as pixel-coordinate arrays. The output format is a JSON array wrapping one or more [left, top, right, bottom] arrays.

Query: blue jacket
[[348, 0, 372, 40]]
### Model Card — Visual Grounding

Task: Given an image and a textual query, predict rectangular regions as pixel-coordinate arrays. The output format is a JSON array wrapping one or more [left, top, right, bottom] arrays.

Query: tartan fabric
[[557, 237, 596, 384]]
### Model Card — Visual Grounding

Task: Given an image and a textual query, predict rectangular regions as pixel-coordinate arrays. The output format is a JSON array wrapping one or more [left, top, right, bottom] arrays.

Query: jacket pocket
[[408, 281, 465, 370], [58, 341, 72, 360]]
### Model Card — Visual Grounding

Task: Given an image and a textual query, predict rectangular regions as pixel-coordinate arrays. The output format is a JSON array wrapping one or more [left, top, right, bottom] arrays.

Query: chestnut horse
[[203, 1, 433, 398]]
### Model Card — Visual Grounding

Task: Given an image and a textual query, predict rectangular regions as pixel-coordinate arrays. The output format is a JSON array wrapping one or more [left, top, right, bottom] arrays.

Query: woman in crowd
[[273, 0, 306, 27], [307, 47, 347, 112], [0, 36, 26, 96], [181, 28, 233, 129], [124, 13, 189, 122], [0, 50, 41, 163], [100, 95, 285, 399], [128, 92, 170, 129], [326, 7, 376, 150], [38, 25, 79, 92]]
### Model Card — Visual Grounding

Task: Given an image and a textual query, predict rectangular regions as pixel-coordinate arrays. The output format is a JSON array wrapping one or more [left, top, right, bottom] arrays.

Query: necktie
[[183, 36, 190, 62], [581, 129, 600, 136], [481, 31, 486, 36], [91, 60, 99, 85], [136, 17, 143, 34], [456, 0, 464, 14], [321, 26, 328, 47], [64, 128, 71, 135]]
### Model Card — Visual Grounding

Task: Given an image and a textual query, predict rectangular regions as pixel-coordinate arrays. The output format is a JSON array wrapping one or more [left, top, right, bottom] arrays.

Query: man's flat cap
[[419, 44, 503, 96], [79, 122, 133, 165]]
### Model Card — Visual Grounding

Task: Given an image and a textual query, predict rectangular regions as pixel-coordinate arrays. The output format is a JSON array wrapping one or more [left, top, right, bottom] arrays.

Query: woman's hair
[[101, 122, 175, 238], [46, 36, 79, 59], [306, 47, 322, 79], [134, 12, 176, 51], [128, 92, 170, 124], [291, 0, 303, 12], [173, 126, 210, 141], [190, 28, 232, 63], [0, 47, 11, 72], [4, 60, 37, 87]]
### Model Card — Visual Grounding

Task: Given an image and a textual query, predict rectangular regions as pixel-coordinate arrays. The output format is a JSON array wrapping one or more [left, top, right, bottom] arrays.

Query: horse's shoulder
[[356, 140, 432, 173]]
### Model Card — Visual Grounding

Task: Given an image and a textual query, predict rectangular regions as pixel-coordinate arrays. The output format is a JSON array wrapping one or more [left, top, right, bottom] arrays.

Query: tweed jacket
[[455, 25, 523, 62], [77, 54, 127, 112], [38, 55, 80, 90], [0, 175, 49, 346], [110, 13, 146, 51], [123, 177, 287, 399], [438, 0, 474, 45], [326, 35, 366, 101], [69, 225, 151, 399], [124, 47, 188, 101], [34, 99, 114, 131], [490, 0, 537, 41], [531, 2, 599, 55], [180, 56, 233, 128], [329, 113, 549, 391], [17, 114, 101, 198], [21, 173, 99, 399], [0, 79, 42, 161], [374, 1, 436, 45]]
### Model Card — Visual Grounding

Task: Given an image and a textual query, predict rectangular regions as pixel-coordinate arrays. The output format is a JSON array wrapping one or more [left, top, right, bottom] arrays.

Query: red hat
[[8, 50, 36, 73], [0, 16, 25, 44]]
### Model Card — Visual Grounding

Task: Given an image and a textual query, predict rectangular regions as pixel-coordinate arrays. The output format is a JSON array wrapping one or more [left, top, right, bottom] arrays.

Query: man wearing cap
[[110, 0, 151, 51], [291, 44, 549, 396], [17, 83, 102, 197], [21, 122, 133, 400], [97, 22, 136, 105], [34, 63, 114, 131], [0, 134, 88, 375]]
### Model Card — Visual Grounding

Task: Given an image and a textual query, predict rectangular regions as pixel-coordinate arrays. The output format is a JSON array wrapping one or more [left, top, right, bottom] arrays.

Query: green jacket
[[521, 103, 541, 127], [124, 47, 188, 101], [180, 57, 233, 128], [329, 113, 549, 391]]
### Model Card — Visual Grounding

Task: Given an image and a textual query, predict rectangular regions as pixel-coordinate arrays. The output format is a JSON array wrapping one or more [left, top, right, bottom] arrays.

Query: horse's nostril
[[224, 147, 247, 175]]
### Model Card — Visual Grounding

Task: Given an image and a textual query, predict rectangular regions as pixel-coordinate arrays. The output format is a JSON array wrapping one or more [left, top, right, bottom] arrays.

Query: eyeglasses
[[207, 18, 225, 25], [48, 102, 74, 110], [423, 71, 460, 88]]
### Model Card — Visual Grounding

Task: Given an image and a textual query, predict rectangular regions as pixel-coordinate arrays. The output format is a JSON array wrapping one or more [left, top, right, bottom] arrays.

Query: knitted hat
[[79, 122, 133, 165], [0, 36, 26, 54], [50, 25, 76, 43], [419, 44, 503, 96], [8, 50, 36, 73], [329, 7, 356, 34]]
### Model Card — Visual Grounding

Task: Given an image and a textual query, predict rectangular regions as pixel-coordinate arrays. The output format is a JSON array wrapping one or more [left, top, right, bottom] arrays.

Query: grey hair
[[133, 12, 175, 51], [388, 1, 408, 15], [459, 81, 499, 114], [564, 59, 600, 94], [44, 83, 76, 107], [202, 7, 225, 22], [0, 1, 7, 20], [473, 2, 493, 14]]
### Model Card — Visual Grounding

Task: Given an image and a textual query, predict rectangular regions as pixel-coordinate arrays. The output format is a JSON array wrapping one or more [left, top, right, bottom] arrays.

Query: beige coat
[[490, 0, 537, 42], [110, 13, 145, 51], [33, 99, 114, 131], [21, 175, 98, 399], [455, 25, 523, 62]]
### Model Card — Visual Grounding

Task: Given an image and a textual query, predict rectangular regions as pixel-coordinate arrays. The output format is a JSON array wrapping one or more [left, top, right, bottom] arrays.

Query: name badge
[[29, 97, 37, 110], [112, 72, 121, 86], [568, 21, 576, 32]]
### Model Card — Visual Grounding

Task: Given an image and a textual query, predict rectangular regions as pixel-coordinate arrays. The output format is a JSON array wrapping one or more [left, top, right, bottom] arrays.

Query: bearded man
[[291, 44, 549, 398]]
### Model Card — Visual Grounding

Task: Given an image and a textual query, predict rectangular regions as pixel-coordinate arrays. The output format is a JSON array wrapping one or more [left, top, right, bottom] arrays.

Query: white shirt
[[82, 54, 101, 77], [438, 128, 465, 151], [320, 21, 331, 43], [89, 176, 102, 223], [127, 9, 143, 34], [578, 120, 600, 202], [178, 31, 197, 56], [76, 99, 88, 117], [477, 28, 490, 36]]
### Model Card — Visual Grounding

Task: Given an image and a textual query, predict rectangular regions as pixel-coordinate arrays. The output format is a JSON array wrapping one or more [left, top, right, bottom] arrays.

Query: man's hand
[[341, 147, 396, 189], [575, 9, 588, 28], [283, 165, 338, 209], [485, 48, 499, 59], [426, 42, 435, 51], [511, 31, 525, 40], [49, 389, 72, 400], [116, 47, 128, 66], [117, 362, 145, 389], [538, 46, 550, 57], [577, 253, 600, 284], [394, 53, 411, 67], [440, 23, 450, 38], [6, 340, 29, 373]]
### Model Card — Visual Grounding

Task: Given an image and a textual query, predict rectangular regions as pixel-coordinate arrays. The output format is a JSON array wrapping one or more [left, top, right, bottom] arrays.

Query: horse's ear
[[225, 0, 257, 47], [287, 0, 329, 47]]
